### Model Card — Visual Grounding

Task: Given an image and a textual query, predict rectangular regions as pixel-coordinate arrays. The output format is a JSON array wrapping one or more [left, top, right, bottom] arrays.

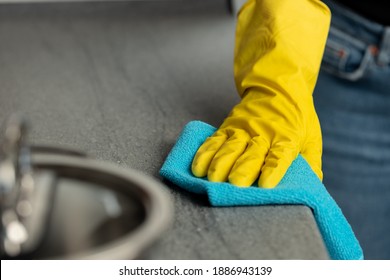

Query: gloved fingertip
[[191, 154, 207, 177], [191, 164, 207, 178], [258, 178, 278, 189], [258, 168, 283, 189], [228, 174, 253, 188], [207, 171, 227, 183]]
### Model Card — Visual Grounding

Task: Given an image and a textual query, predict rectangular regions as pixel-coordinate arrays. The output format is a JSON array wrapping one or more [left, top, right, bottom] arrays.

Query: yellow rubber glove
[[192, 0, 330, 188]]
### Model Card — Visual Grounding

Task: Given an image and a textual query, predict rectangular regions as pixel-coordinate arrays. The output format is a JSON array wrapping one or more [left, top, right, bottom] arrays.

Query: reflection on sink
[[31, 178, 147, 259]]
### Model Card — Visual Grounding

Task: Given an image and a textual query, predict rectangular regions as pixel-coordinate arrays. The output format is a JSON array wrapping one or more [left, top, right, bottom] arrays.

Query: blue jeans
[[314, 0, 390, 259]]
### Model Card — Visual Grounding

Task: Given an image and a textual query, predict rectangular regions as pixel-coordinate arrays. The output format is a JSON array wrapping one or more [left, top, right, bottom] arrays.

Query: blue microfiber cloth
[[159, 120, 364, 260]]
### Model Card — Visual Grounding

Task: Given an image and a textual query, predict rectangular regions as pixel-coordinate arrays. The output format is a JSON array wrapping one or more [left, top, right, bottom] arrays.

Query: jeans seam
[[321, 45, 374, 81]]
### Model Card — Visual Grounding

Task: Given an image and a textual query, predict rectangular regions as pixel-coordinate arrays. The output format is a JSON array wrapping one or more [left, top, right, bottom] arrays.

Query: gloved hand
[[192, 0, 331, 188]]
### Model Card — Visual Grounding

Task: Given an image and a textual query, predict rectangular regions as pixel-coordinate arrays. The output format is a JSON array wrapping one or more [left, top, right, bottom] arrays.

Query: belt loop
[[377, 27, 390, 66]]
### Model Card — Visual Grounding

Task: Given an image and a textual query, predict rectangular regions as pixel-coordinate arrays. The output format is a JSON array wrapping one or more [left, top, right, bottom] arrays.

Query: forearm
[[234, 0, 331, 100]]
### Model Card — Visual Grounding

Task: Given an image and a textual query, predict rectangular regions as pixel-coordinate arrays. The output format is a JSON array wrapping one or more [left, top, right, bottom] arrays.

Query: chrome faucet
[[0, 115, 53, 258]]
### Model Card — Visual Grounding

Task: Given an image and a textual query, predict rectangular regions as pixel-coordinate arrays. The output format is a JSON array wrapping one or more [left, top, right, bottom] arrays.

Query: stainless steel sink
[[22, 154, 173, 260], [0, 116, 172, 260]]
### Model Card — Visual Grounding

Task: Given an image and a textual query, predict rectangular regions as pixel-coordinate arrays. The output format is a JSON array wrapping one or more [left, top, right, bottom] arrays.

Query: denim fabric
[[314, 0, 390, 259]]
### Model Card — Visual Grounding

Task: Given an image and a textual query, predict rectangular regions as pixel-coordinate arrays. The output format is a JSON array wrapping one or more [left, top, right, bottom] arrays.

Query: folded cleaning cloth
[[159, 121, 364, 260]]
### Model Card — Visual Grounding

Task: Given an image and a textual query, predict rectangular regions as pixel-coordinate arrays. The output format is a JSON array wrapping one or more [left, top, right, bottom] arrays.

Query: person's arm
[[192, 0, 331, 188]]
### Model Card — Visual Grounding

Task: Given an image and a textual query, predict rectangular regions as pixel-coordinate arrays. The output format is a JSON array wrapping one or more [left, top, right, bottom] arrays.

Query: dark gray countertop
[[0, 0, 329, 259]]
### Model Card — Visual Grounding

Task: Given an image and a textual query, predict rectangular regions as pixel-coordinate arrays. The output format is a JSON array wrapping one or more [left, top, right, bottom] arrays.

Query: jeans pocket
[[321, 26, 375, 81]]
